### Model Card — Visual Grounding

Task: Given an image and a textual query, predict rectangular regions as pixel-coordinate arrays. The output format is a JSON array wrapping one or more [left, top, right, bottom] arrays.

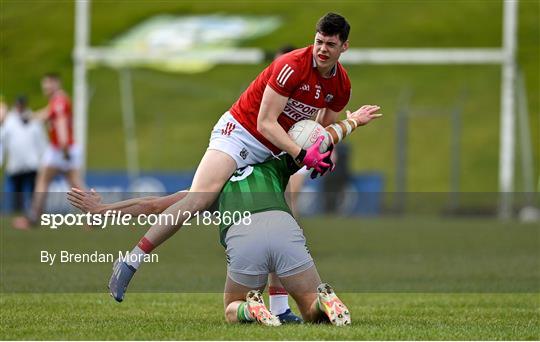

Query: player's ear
[[341, 40, 349, 53]]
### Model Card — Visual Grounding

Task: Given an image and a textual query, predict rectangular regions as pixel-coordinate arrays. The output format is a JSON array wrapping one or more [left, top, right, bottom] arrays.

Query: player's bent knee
[[224, 303, 239, 323]]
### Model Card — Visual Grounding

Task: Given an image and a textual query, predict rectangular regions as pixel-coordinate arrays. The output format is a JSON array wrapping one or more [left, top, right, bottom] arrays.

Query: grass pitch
[[1, 293, 538, 340], [1, 216, 539, 339]]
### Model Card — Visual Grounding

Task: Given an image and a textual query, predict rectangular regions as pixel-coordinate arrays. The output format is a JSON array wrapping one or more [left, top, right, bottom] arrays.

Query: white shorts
[[42, 144, 82, 171], [225, 210, 314, 288], [208, 112, 275, 169]]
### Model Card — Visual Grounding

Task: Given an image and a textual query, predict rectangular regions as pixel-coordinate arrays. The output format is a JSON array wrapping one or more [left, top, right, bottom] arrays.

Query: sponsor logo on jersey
[[300, 84, 310, 92], [230, 165, 253, 181], [221, 122, 236, 136], [276, 64, 295, 87], [325, 94, 334, 103], [239, 148, 249, 160], [282, 99, 320, 121]]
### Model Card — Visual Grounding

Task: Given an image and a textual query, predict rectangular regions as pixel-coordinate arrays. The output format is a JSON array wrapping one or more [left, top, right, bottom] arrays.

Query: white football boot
[[317, 283, 351, 326], [246, 290, 281, 326]]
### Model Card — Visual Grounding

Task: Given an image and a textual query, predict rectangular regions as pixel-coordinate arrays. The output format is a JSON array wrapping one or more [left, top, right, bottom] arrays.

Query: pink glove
[[310, 142, 335, 179], [295, 136, 331, 173]]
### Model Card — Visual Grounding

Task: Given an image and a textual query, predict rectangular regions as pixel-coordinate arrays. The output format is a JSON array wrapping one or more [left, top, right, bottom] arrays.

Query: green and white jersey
[[218, 155, 298, 246]]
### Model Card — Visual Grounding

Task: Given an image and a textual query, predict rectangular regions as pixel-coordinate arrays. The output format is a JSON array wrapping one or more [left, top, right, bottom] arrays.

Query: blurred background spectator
[[0, 95, 46, 213]]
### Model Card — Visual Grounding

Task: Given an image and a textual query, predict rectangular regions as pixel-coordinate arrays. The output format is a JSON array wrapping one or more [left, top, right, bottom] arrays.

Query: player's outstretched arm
[[67, 187, 188, 216], [325, 105, 382, 144], [347, 105, 383, 126], [32, 107, 49, 121]]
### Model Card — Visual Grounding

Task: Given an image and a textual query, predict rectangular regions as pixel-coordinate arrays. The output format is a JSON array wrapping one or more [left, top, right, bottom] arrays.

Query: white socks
[[269, 293, 289, 316], [125, 246, 146, 269]]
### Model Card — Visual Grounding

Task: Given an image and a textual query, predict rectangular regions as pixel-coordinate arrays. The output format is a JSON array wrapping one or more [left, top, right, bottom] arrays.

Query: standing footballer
[[13, 73, 85, 229]]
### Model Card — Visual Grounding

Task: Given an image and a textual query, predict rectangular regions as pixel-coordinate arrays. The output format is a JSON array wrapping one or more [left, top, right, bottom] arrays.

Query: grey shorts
[[225, 210, 314, 288]]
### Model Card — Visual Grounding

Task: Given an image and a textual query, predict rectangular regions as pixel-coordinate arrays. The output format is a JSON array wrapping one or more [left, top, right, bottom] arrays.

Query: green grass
[[1, 1, 539, 191], [1, 293, 538, 340], [2, 216, 539, 293], [1, 216, 539, 339]]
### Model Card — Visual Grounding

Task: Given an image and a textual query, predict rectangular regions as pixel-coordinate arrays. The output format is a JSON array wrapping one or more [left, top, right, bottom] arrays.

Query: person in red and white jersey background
[[13, 73, 85, 229]]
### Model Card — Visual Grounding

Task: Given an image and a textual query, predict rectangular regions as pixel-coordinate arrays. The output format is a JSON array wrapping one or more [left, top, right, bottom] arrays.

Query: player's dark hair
[[43, 72, 61, 81], [316, 13, 350, 42], [15, 95, 28, 106]]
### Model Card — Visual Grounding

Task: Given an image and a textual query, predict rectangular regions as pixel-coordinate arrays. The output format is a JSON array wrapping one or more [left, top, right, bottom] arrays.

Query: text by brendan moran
[[40, 250, 158, 266]]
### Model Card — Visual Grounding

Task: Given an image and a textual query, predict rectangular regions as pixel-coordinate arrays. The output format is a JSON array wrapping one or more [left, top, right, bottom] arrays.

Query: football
[[288, 119, 331, 153]]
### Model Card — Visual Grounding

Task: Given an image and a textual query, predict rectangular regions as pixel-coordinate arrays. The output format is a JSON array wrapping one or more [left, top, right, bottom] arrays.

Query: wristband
[[295, 149, 306, 165], [347, 118, 358, 129]]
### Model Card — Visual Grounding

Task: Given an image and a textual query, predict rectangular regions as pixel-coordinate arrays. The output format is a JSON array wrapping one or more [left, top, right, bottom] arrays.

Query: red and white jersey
[[229, 45, 351, 153], [47, 92, 74, 147]]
